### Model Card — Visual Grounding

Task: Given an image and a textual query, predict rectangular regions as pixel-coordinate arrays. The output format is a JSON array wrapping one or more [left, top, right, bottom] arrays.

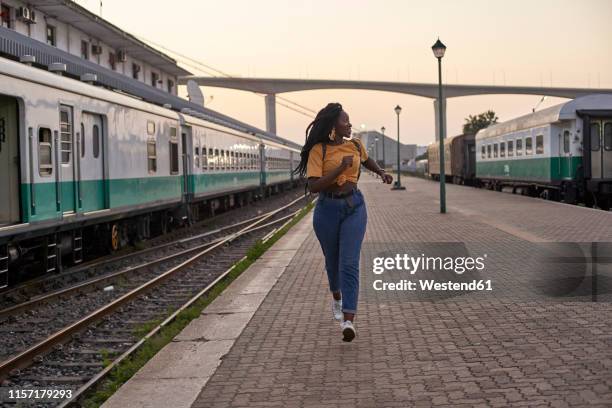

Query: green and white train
[[475, 94, 612, 208], [0, 57, 300, 286]]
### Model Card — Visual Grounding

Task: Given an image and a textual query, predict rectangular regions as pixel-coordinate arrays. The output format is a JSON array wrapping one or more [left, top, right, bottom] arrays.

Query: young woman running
[[293, 102, 393, 342]]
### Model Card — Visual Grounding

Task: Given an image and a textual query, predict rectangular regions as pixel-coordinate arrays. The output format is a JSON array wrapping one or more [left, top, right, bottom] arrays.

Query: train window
[[493, 144, 498, 158], [563, 130, 570, 153], [93, 125, 100, 158], [81, 123, 85, 158], [590, 123, 600, 151], [604, 123, 612, 151], [230, 151, 235, 169], [202, 145, 207, 170], [500, 142, 505, 158], [38, 128, 53, 177], [535, 135, 544, 154], [147, 140, 157, 173], [169, 140, 179, 174], [214, 148, 219, 170], [170, 127, 177, 139], [525, 137, 533, 155], [508, 140, 514, 157], [60, 108, 72, 164], [195, 147, 200, 168], [481, 145, 485, 159], [516, 139, 523, 156], [147, 121, 155, 135], [222, 150, 227, 170], [487, 145, 491, 159]]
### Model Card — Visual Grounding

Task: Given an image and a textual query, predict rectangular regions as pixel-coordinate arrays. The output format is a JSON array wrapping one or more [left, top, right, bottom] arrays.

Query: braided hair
[[292, 102, 343, 178]]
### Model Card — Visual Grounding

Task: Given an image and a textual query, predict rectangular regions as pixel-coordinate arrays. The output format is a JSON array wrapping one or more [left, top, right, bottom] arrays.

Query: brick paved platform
[[115, 174, 612, 407]]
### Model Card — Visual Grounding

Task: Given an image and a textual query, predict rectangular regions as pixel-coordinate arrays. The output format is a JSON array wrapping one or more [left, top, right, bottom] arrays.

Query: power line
[[133, 34, 316, 118]]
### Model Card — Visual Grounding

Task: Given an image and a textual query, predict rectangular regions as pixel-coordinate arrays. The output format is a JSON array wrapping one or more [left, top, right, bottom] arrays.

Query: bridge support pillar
[[433, 97, 447, 142], [265, 94, 277, 134]]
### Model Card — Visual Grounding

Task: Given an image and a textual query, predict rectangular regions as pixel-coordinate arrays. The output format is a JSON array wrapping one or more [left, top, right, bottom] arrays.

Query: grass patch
[[82, 201, 314, 408]]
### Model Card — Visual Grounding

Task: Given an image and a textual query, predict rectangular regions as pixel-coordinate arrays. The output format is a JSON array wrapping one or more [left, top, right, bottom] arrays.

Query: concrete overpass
[[178, 76, 612, 139]]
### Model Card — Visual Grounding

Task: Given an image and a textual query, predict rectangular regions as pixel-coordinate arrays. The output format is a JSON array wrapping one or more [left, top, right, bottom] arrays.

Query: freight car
[[426, 133, 476, 185]]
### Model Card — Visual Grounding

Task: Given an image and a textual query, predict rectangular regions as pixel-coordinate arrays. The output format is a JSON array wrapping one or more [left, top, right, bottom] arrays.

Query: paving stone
[[190, 175, 612, 407]]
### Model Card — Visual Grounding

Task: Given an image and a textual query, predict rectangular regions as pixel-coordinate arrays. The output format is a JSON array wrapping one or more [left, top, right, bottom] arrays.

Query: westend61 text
[[373, 279, 493, 291]]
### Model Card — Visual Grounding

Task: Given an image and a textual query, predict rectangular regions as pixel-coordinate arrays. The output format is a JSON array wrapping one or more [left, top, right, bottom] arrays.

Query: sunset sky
[[78, 0, 612, 146]]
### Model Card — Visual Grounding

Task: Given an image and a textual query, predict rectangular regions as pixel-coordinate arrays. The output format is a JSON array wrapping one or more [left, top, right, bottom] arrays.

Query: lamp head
[[432, 38, 446, 59], [394, 105, 402, 115], [381, 126, 386, 133]]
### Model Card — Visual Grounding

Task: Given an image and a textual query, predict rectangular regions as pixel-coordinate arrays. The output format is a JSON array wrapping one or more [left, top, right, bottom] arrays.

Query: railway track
[[1, 189, 305, 309], [0, 206, 301, 320], [0, 195, 313, 407]]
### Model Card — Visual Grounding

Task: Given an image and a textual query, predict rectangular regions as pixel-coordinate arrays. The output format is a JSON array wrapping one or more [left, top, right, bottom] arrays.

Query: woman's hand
[[340, 155, 353, 169], [379, 171, 393, 184]]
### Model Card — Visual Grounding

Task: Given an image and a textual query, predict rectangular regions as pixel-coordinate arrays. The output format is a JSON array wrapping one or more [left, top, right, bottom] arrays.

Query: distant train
[[0, 57, 300, 287], [427, 133, 476, 185], [425, 94, 612, 209]]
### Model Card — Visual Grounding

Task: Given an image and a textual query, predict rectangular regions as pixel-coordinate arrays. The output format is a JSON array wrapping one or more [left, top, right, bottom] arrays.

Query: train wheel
[[110, 224, 120, 252]]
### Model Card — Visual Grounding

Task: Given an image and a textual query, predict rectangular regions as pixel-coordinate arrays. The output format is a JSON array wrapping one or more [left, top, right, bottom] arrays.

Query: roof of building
[[27, 0, 191, 76]]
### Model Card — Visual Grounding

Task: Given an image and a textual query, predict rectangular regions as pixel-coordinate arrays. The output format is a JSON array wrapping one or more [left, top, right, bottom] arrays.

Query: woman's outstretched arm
[[362, 157, 394, 184]]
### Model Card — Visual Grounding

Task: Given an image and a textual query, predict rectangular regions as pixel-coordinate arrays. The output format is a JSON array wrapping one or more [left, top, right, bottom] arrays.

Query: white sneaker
[[331, 298, 343, 321], [341, 320, 356, 342]]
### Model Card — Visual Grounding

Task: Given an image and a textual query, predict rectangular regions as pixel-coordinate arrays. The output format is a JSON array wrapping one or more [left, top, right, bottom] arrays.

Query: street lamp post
[[374, 136, 379, 165], [391, 105, 405, 190], [432, 38, 447, 213], [380, 126, 386, 169]]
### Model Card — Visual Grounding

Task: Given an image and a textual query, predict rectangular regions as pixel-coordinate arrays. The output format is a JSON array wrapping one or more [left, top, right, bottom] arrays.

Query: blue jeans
[[313, 189, 367, 314]]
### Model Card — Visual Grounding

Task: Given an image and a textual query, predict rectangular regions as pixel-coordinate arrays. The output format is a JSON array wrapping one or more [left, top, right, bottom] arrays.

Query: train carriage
[[185, 118, 263, 198], [0, 57, 300, 287], [427, 133, 476, 185], [475, 94, 612, 207], [262, 141, 297, 187]]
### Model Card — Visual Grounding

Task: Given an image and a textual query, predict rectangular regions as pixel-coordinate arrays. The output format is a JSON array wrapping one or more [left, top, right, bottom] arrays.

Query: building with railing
[[0, 0, 189, 94]]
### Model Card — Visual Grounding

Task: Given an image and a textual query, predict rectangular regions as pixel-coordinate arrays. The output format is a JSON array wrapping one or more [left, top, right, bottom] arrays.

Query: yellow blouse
[[306, 139, 369, 185]]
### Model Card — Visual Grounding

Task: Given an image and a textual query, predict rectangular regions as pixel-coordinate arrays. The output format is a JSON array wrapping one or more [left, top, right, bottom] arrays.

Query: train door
[[59, 105, 76, 213], [180, 126, 192, 199], [559, 129, 572, 179], [465, 140, 476, 179], [590, 119, 612, 179], [81, 113, 106, 211], [0, 95, 20, 225], [259, 144, 266, 186]]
